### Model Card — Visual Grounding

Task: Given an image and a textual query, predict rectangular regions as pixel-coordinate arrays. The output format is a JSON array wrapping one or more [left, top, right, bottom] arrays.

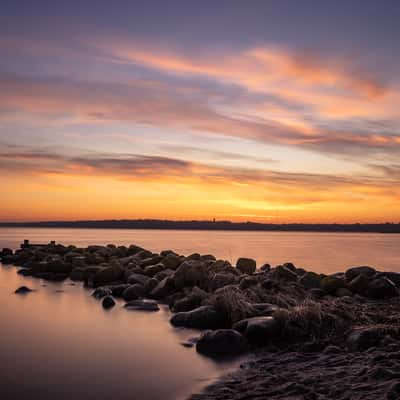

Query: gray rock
[[172, 286, 208, 312], [236, 258, 256, 275], [161, 253, 182, 270], [170, 306, 226, 329], [127, 273, 149, 286], [272, 265, 298, 282], [144, 277, 159, 294], [233, 316, 280, 346], [239, 276, 258, 290], [70, 267, 85, 281], [92, 286, 112, 299], [335, 287, 353, 297], [92, 262, 123, 286], [260, 263, 271, 272], [144, 263, 165, 277], [348, 273, 370, 295], [196, 329, 247, 357], [174, 260, 208, 290], [210, 272, 237, 292]]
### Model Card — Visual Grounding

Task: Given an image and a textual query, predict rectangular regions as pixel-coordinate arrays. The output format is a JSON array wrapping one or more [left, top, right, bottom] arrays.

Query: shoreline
[[2, 241, 400, 399]]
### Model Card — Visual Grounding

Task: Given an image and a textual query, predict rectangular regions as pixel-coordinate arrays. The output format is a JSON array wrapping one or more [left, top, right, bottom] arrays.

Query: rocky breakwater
[[2, 244, 400, 399]]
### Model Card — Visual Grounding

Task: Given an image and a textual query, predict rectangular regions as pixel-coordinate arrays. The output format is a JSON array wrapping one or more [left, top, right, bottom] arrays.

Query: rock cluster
[[3, 243, 400, 360]]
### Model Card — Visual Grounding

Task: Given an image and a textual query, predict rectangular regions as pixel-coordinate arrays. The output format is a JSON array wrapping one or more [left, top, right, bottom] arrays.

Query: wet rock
[[102, 296, 116, 309], [15, 286, 33, 294], [309, 288, 326, 299], [210, 273, 237, 292], [272, 265, 298, 282], [196, 329, 248, 357], [236, 258, 256, 275], [144, 263, 165, 277], [154, 269, 174, 281], [348, 273, 370, 295], [174, 260, 208, 290], [299, 271, 322, 289], [161, 253, 182, 270], [345, 266, 376, 281], [122, 284, 146, 301], [92, 286, 112, 299], [380, 272, 400, 287], [200, 254, 216, 262], [260, 263, 271, 272], [70, 267, 85, 281], [110, 284, 130, 297], [172, 286, 208, 312], [181, 337, 198, 348], [320, 276, 346, 294], [1, 248, 13, 258], [127, 273, 149, 286], [124, 299, 160, 311], [170, 306, 227, 329], [92, 262, 123, 286], [233, 316, 280, 346], [150, 276, 176, 299], [187, 253, 201, 261], [144, 277, 159, 294], [17, 268, 32, 276], [367, 277, 399, 299], [239, 276, 258, 290]]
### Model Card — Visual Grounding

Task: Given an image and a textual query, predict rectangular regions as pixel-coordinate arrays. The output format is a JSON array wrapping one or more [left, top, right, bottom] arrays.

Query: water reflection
[[0, 266, 240, 400]]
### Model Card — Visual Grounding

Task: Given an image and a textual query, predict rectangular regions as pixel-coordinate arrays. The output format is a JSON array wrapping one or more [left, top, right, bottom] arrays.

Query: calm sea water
[[0, 228, 399, 400]]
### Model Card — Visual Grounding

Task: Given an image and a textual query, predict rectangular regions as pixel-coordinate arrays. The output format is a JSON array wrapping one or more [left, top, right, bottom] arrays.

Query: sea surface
[[0, 228, 399, 400]]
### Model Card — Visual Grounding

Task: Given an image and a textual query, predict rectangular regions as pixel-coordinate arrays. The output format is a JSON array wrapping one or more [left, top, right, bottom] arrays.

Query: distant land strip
[[0, 220, 400, 233]]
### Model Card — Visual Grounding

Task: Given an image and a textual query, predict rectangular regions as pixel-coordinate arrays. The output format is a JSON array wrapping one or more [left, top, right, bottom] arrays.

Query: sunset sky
[[1, 0, 399, 223]]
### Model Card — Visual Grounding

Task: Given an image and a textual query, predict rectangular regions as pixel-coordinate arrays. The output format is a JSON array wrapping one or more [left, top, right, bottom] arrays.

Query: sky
[[0, 0, 399, 223]]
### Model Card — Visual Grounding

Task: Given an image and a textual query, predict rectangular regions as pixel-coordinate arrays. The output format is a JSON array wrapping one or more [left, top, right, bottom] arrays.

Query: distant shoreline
[[0, 220, 399, 233]]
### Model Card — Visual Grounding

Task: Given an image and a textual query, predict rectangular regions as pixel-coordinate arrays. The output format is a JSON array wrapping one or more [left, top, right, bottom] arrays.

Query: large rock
[[320, 276, 346, 294], [144, 263, 165, 277], [299, 272, 322, 289], [150, 276, 176, 299], [92, 262, 123, 286], [348, 273, 370, 295], [127, 273, 149, 286], [92, 286, 112, 299], [174, 260, 208, 290], [70, 267, 85, 281], [172, 286, 208, 312], [345, 266, 376, 282], [236, 258, 256, 275], [170, 306, 227, 329], [162, 253, 182, 270], [210, 273, 237, 292], [233, 316, 280, 346], [196, 329, 247, 357], [122, 284, 146, 301], [15, 286, 33, 294], [239, 276, 258, 290], [366, 277, 399, 299], [272, 265, 298, 282]]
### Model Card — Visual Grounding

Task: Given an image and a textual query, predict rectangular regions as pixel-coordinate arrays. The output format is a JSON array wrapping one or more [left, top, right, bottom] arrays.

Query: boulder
[[196, 329, 247, 357], [162, 253, 182, 270], [15, 286, 33, 294], [320, 276, 346, 295], [92, 262, 123, 286], [170, 306, 227, 329], [309, 288, 326, 300], [366, 277, 399, 299], [348, 273, 370, 295], [272, 265, 298, 282], [102, 296, 116, 309], [299, 272, 322, 289], [17, 268, 32, 276], [260, 263, 271, 272], [141, 256, 163, 268], [150, 277, 176, 299], [172, 286, 208, 312], [174, 260, 208, 290], [236, 258, 256, 275], [210, 273, 237, 292], [144, 277, 159, 294], [70, 267, 85, 281], [110, 284, 130, 297], [1, 248, 13, 258], [345, 266, 376, 281], [124, 299, 160, 311], [379, 272, 400, 287], [347, 327, 392, 351], [127, 273, 150, 286], [200, 254, 217, 262], [239, 276, 258, 290], [144, 263, 165, 277], [122, 284, 146, 301], [154, 269, 174, 281], [233, 316, 280, 346]]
